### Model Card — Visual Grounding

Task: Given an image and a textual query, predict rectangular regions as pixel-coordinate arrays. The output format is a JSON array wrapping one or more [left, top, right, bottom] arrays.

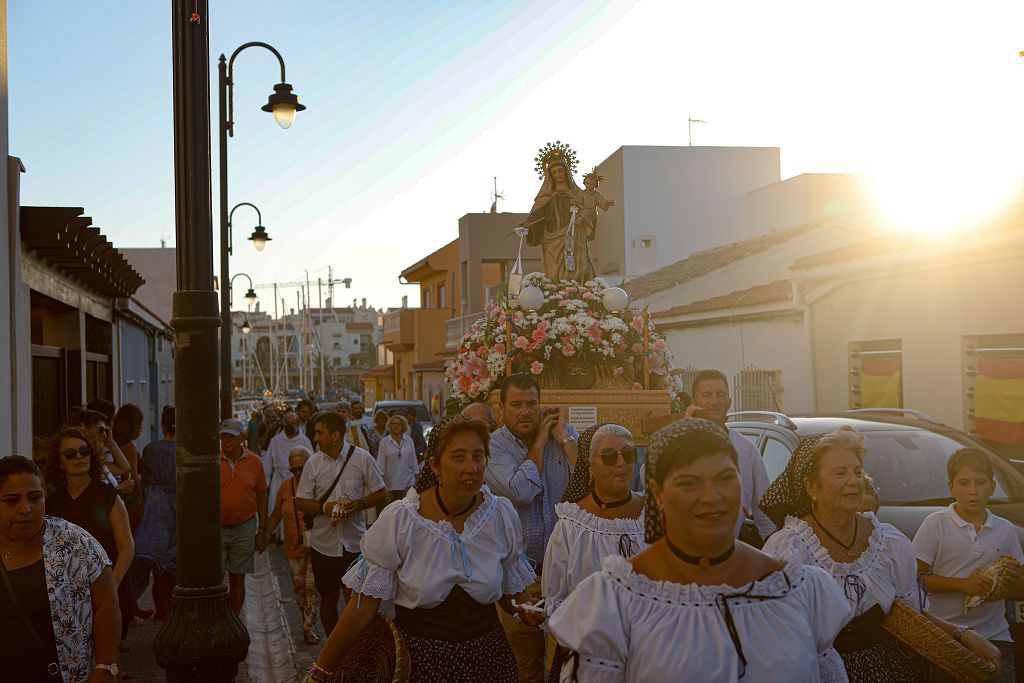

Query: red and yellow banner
[[860, 356, 902, 409], [975, 356, 1024, 445]]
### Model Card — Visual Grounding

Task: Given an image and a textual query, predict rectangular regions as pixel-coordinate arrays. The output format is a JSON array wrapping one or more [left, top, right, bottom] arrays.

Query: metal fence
[[733, 366, 782, 412]]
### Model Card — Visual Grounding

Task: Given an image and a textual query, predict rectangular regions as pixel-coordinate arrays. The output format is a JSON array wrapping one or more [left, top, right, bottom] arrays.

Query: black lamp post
[[155, 2, 249, 679], [221, 202, 267, 417], [218, 43, 304, 419]]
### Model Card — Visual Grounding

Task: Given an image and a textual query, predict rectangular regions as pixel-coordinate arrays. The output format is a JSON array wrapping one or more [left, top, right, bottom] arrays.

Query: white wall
[[660, 313, 814, 414], [594, 146, 782, 278]]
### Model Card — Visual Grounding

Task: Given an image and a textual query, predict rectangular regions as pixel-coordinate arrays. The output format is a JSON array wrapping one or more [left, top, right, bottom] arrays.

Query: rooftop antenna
[[490, 176, 504, 213], [688, 116, 707, 146]]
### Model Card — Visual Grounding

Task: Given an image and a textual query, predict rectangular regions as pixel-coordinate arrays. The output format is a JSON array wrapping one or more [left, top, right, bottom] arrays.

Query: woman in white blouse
[[548, 418, 853, 682], [760, 427, 1001, 682], [543, 423, 645, 679], [376, 414, 419, 504], [306, 415, 543, 683]]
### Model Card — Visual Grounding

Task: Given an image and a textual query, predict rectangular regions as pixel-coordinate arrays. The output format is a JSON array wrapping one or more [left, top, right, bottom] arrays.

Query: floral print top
[[42, 515, 111, 682]]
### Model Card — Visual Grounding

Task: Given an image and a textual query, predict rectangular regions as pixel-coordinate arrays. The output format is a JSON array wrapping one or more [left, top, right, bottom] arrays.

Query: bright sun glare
[[866, 150, 1023, 239]]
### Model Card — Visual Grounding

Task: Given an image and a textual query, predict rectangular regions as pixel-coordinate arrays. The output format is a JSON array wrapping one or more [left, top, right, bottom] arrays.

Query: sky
[[10, 1, 1024, 313]]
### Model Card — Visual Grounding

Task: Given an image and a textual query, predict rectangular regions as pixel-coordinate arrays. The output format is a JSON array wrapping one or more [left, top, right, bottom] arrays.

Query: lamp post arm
[[228, 272, 254, 308], [224, 42, 287, 137], [227, 202, 262, 255]]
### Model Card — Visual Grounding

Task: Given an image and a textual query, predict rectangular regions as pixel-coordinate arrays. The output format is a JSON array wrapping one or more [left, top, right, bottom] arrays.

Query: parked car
[[371, 400, 436, 436], [727, 409, 1024, 654]]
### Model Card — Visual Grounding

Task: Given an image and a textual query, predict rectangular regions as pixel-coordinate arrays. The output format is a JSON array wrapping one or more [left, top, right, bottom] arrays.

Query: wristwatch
[[560, 435, 576, 446], [94, 663, 119, 677], [953, 624, 974, 642]]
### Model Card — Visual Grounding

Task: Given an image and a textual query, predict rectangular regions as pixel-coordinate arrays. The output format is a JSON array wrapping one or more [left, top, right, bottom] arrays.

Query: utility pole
[[271, 282, 278, 396], [318, 277, 325, 397], [155, 2, 249, 679], [281, 296, 289, 394]]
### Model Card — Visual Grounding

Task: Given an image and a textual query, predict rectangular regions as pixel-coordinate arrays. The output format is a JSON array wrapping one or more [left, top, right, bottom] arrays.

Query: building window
[[963, 333, 1024, 459], [439, 285, 446, 309], [353, 338, 359, 346], [849, 339, 902, 409], [733, 367, 783, 412], [424, 289, 432, 308]]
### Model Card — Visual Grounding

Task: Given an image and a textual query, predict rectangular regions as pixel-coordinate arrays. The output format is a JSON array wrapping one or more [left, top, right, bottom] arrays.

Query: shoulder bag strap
[[0, 559, 60, 676], [317, 444, 356, 507]]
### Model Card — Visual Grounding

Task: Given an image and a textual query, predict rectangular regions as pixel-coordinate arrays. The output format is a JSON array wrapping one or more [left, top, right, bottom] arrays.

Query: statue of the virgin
[[522, 142, 598, 283]]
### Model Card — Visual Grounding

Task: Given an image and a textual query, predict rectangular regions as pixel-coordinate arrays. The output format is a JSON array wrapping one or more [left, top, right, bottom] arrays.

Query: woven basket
[[336, 614, 411, 683], [881, 599, 996, 683]]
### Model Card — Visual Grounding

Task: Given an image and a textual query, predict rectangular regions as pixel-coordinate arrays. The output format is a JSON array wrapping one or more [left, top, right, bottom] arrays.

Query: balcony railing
[[445, 312, 482, 350]]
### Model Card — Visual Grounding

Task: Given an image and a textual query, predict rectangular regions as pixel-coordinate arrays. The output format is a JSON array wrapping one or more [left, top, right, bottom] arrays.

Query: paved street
[[122, 545, 319, 682]]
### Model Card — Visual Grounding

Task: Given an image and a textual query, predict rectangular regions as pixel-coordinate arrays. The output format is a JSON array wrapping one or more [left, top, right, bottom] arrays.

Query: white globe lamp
[[518, 285, 545, 312], [602, 287, 629, 314]]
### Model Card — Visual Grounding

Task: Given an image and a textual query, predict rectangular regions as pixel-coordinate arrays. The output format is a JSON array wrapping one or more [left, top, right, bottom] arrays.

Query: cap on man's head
[[219, 419, 245, 436]]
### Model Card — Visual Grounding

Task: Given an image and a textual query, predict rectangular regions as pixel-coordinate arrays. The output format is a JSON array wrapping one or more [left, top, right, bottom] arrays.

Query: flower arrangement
[[446, 273, 684, 410]]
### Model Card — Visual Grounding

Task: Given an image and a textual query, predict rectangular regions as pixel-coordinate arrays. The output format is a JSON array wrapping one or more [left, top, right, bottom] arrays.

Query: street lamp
[[156, 2, 249, 679], [241, 318, 252, 334], [229, 272, 258, 309], [218, 41, 304, 419]]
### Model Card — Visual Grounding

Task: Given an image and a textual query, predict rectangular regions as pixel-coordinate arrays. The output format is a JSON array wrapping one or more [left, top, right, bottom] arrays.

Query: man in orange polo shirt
[[220, 418, 269, 616]]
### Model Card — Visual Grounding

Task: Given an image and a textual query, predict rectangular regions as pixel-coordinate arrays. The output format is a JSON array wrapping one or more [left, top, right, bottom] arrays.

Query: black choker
[[665, 535, 735, 570], [592, 490, 632, 510], [435, 487, 477, 518]]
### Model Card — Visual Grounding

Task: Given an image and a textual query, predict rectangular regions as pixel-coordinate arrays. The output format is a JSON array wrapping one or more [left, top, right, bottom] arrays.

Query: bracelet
[[304, 662, 336, 683], [953, 624, 973, 642]]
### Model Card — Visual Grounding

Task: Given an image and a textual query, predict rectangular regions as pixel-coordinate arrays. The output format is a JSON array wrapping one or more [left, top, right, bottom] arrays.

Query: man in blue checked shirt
[[486, 372, 578, 682]]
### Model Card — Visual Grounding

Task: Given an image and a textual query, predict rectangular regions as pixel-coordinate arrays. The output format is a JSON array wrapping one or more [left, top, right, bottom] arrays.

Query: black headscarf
[[757, 434, 827, 528], [412, 415, 489, 493], [560, 423, 611, 504]]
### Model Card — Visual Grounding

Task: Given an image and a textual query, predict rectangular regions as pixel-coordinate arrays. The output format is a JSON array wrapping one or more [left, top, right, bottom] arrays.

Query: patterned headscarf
[[757, 434, 827, 528], [412, 415, 491, 493], [643, 418, 734, 544], [561, 423, 610, 503]]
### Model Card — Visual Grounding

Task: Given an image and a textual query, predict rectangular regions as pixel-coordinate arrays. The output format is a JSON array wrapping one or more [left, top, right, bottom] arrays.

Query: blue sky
[[10, 1, 1024, 310]]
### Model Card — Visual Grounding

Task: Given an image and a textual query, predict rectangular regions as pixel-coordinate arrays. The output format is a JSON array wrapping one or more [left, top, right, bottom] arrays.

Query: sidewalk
[[121, 544, 314, 682]]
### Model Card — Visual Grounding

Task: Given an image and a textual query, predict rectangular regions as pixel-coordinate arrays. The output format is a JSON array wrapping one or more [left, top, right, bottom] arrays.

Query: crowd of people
[[1, 373, 1022, 682]]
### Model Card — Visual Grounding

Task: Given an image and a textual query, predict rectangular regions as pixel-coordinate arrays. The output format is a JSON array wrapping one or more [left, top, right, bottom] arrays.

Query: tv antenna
[[490, 176, 504, 213], [688, 116, 707, 146]]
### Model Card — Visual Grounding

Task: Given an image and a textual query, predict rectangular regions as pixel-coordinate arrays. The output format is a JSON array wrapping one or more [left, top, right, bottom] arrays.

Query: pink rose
[[630, 316, 644, 332], [514, 336, 530, 349], [562, 344, 576, 357], [468, 382, 481, 397], [654, 338, 668, 351], [477, 345, 488, 357], [494, 343, 506, 354], [631, 382, 643, 390], [613, 367, 624, 377], [631, 343, 644, 354], [530, 361, 544, 375]]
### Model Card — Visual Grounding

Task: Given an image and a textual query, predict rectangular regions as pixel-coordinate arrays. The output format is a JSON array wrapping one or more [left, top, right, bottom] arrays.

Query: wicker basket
[[881, 599, 996, 682], [336, 614, 411, 683]]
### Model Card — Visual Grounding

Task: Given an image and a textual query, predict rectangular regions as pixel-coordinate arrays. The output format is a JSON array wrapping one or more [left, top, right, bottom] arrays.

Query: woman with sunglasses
[[266, 446, 320, 645], [542, 424, 645, 680], [44, 426, 136, 648]]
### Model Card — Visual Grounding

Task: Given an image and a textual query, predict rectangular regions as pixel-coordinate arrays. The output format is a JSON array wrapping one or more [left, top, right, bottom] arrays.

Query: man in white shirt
[[683, 370, 776, 541], [265, 412, 313, 541], [294, 411, 386, 636], [350, 399, 373, 429]]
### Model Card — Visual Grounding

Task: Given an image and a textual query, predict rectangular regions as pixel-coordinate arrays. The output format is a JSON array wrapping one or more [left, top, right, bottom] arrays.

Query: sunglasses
[[597, 446, 638, 467], [61, 445, 93, 461]]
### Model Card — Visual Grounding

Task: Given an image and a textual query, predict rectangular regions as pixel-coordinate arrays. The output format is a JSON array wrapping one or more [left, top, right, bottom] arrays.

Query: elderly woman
[[760, 427, 1001, 681], [548, 419, 852, 681], [45, 426, 135, 646], [376, 414, 419, 504], [0, 455, 121, 682], [543, 423, 646, 679], [267, 446, 320, 645], [304, 415, 542, 683]]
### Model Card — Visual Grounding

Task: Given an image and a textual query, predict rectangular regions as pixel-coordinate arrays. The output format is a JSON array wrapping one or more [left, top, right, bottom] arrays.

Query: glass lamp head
[[248, 225, 271, 252], [262, 83, 306, 130]]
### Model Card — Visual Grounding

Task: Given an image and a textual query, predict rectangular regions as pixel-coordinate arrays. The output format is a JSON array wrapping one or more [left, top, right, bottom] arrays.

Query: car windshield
[[375, 404, 432, 422], [860, 430, 1024, 504]]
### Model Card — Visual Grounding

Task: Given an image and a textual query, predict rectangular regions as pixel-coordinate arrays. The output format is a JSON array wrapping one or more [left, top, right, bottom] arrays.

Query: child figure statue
[[579, 168, 616, 238]]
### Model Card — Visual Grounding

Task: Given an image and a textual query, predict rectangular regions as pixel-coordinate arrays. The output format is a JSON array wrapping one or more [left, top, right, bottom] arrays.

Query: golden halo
[[534, 140, 579, 179]]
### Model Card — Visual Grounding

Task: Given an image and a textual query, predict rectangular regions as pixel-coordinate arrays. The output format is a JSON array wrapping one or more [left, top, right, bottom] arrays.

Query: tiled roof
[[367, 364, 392, 374], [347, 322, 373, 331], [652, 280, 792, 319], [624, 225, 816, 300]]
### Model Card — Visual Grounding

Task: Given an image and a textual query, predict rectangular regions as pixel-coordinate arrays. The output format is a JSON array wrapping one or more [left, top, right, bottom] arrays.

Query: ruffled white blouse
[[547, 555, 852, 683], [343, 485, 536, 609], [762, 514, 926, 682], [762, 514, 926, 616], [542, 502, 646, 616]]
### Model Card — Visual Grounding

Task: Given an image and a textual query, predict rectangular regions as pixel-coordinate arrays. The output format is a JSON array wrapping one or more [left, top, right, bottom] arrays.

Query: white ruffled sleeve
[[761, 521, 814, 565], [548, 572, 628, 683], [882, 523, 927, 611], [541, 518, 571, 614], [343, 504, 402, 600], [495, 496, 537, 595]]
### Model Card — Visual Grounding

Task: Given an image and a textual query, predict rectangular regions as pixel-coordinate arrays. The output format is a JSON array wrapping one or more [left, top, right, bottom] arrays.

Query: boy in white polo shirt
[[914, 448, 1024, 682]]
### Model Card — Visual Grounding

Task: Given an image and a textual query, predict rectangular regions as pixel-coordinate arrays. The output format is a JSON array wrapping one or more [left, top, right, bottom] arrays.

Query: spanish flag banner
[[860, 356, 902, 409], [975, 356, 1024, 445]]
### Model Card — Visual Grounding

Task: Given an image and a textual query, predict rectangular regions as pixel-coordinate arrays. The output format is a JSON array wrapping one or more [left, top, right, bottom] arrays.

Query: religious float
[[445, 142, 684, 444]]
